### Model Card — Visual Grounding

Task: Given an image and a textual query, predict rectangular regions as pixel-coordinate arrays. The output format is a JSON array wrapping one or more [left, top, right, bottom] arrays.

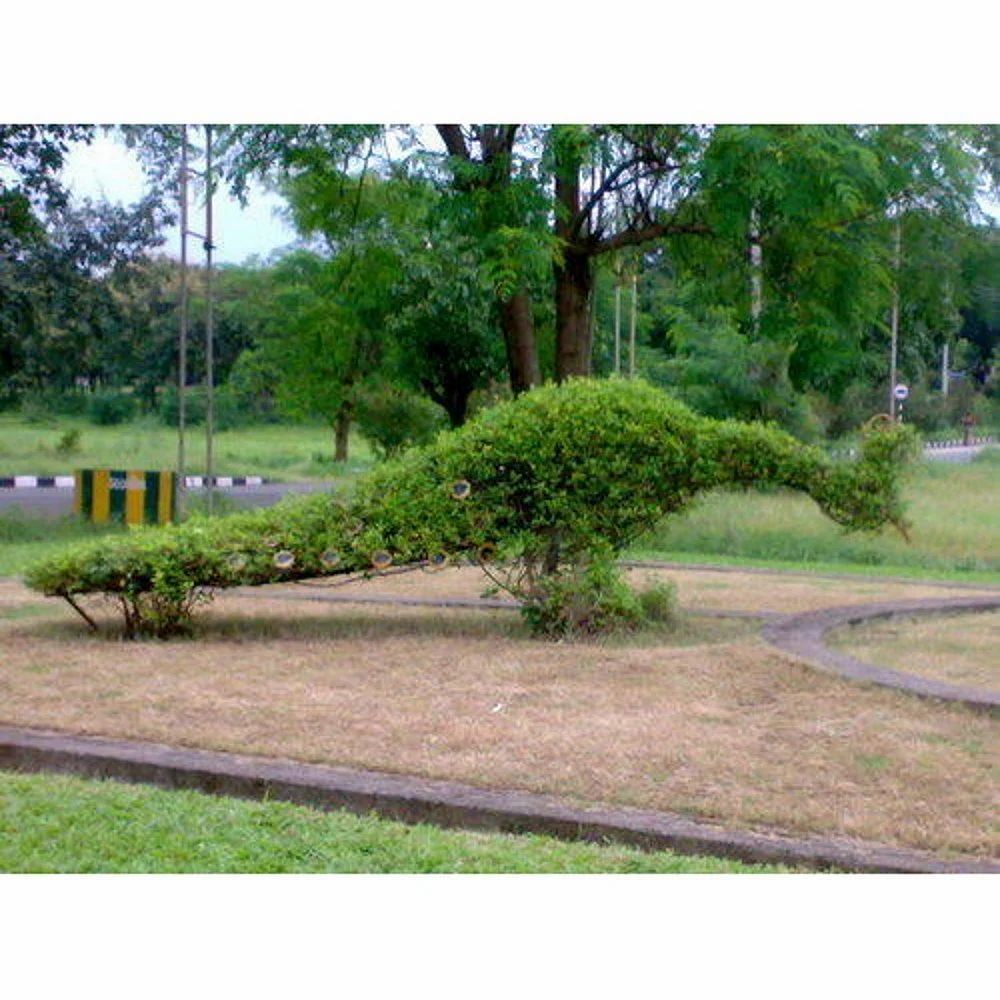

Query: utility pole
[[628, 270, 638, 377], [749, 204, 763, 336], [613, 264, 622, 375], [204, 125, 216, 515], [941, 341, 949, 398], [176, 125, 189, 519], [888, 214, 902, 420]]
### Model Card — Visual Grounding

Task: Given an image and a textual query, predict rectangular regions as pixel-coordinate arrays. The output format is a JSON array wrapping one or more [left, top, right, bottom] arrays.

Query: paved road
[[0, 481, 331, 518]]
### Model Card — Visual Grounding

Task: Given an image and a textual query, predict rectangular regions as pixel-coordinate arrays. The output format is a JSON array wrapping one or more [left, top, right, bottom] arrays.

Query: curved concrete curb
[[1, 724, 995, 874], [233, 587, 784, 622], [624, 559, 1000, 592], [763, 596, 1000, 712]]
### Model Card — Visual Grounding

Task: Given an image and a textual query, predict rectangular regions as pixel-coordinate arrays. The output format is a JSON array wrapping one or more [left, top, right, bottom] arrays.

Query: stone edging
[[1, 724, 995, 874], [234, 587, 787, 622], [763, 596, 1000, 712], [624, 559, 1000, 592]]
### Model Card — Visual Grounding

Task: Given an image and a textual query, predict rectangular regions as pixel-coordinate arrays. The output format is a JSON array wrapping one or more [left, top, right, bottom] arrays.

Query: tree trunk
[[500, 290, 541, 394], [554, 248, 593, 380], [425, 374, 474, 428], [553, 135, 593, 381], [333, 400, 352, 463]]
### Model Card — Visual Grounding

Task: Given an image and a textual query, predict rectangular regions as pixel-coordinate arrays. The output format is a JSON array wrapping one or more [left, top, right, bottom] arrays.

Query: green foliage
[[353, 383, 446, 459], [87, 391, 136, 426], [157, 384, 245, 431], [522, 554, 645, 638], [54, 428, 82, 456], [635, 577, 679, 625], [27, 379, 917, 639], [18, 389, 89, 422]]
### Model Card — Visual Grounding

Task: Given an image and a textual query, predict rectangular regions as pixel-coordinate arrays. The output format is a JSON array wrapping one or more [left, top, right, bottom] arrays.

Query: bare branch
[[436, 124, 470, 161], [594, 220, 712, 256]]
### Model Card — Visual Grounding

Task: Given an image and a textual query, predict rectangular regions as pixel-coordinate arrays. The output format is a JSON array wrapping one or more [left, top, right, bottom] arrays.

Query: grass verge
[[0, 413, 376, 482], [0, 771, 786, 873], [635, 454, 1000, 579]]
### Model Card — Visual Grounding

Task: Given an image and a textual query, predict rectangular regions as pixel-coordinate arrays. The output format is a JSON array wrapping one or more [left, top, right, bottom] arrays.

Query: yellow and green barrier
[[75, 469, 176, 525]]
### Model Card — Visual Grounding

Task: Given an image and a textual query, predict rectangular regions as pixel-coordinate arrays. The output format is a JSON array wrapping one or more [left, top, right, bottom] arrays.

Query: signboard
[[893, 384, 909, 401]]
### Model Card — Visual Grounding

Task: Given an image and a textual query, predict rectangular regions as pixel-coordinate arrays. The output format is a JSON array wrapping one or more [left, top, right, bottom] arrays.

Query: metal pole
[[204, 124, 216, 515], [628, 271, 637, 378], [889, 214, 901, 421], [177, 125, 189, 520], [613, 279, 622, 375], [749, 204, 763, 336], [941, 341, 949, 398]]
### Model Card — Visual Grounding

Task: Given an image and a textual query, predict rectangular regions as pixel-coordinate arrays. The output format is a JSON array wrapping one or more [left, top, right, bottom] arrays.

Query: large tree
[[123, 124, 997, 407]]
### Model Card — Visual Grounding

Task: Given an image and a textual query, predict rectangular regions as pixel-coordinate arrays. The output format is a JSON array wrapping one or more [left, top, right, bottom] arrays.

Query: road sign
[[893, 384, 909, 401]]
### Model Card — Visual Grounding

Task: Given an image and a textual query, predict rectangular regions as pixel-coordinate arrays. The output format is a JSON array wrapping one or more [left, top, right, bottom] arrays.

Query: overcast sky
[[60, 134, 300, 265]]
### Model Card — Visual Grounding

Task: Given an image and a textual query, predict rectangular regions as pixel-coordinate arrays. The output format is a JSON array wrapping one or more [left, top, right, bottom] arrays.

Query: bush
[[635, 577, 679, 626], [158, 385, 244, 431], [19, 389, 89, 423], [354, 384, 446, 459], [88, 391, 136, 426], [55, 429, 82, 456], [521, 555, 644, 638], [27, 378, 918, 639]]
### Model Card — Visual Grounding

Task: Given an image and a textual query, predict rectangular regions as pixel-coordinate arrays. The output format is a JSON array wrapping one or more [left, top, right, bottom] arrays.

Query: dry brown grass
[[2, 570, 997, 861], [831, 611, 1000, 690], [262, 564, 996, 615]]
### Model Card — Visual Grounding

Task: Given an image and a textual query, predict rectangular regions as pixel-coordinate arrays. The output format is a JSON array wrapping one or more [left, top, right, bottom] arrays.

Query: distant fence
[[828, 435, 996, 461], [924, 436, 996, 449]]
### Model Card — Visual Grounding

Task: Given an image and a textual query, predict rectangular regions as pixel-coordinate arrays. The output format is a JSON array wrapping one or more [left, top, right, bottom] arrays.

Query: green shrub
[[87, 391, 136, 426], [521, 554, 644, 638], [158, 385, 244, 431], [635, 577, 679, 625], [27, 378, 918, 639], [19, 389, 89, 423], [54, 428, 82, 456], [354, 384, 446, 459]]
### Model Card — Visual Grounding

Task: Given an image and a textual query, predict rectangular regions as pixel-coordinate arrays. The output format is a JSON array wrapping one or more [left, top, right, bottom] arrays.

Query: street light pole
[[628, 271, 637, 378], [177, 125, 189, 519], [613, 274, 622, 375], [204, 124, 216, 515], [888, 214, 901, 420]]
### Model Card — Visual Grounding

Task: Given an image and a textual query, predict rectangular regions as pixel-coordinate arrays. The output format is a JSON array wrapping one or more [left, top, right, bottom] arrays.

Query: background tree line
[[2, 123, 997, 460]]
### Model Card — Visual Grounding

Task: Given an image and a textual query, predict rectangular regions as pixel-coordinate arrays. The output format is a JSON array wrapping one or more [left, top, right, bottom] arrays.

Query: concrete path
[[2, 724, 995, 873], [762, 596, 1000, 712]]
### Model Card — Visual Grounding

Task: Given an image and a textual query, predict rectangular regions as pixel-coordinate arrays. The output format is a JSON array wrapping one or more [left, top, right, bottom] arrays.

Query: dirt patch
[[0, 579, 44, 611], [1, 583, 996, 860], [830, 611, 1000, 691]]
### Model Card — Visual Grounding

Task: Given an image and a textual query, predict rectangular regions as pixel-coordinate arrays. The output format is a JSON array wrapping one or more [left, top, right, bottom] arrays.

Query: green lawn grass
[[0, 771, 787, 873], [0, 413, 376, 482], [634, 451, 1000, 579]]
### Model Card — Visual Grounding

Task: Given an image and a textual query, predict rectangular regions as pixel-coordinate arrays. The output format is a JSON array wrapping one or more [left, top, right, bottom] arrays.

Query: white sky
[[60, 135, 300, 265]]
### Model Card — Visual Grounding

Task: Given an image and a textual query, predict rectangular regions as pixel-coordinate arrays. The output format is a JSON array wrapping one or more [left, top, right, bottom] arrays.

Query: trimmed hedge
[[26, 378, 919, 638]]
